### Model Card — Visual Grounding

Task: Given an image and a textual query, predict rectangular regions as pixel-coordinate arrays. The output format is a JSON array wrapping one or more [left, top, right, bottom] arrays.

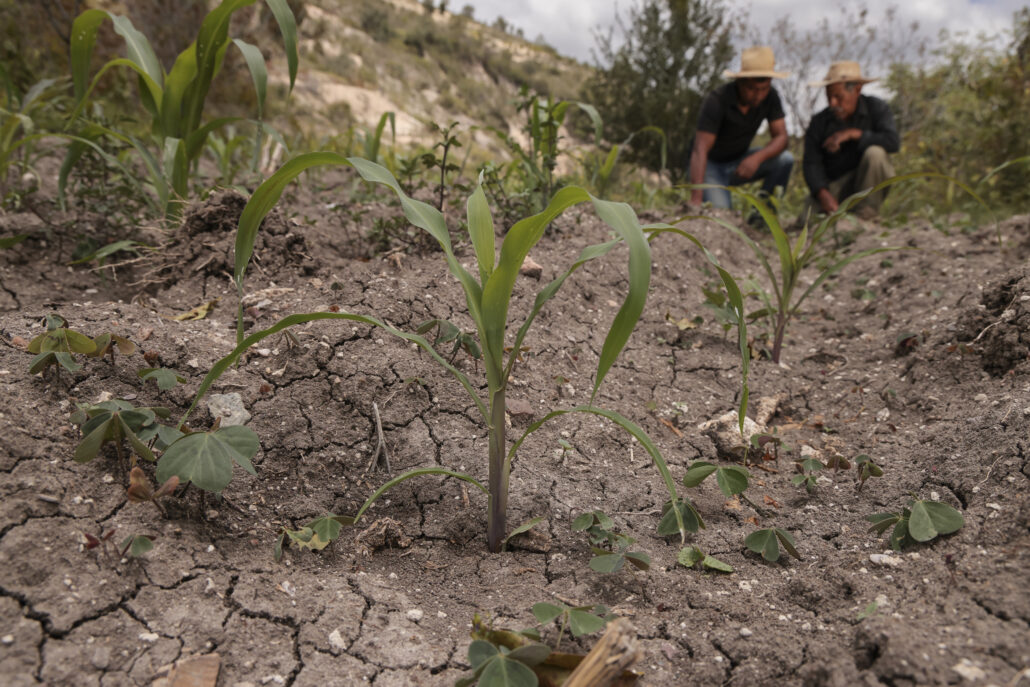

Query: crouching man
[[802, 61, 899, 222], [688, 46, 794, 225]]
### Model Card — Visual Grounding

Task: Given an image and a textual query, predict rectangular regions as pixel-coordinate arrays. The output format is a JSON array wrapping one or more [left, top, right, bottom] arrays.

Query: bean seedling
[[866, 499, 964, 551], [791, 458, 824, 493], [745, 527, 802, 562], [530, 601, 613, 650]]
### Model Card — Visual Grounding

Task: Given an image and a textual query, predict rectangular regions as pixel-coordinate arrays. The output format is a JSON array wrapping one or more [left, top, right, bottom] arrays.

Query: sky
[[456, 0, 1028, 64]]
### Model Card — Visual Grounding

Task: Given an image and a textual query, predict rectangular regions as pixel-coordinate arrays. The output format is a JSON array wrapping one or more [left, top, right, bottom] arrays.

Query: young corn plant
[[63, 0, 298, 217], [182, 154, 746, 553], [688, 173, 986, 362]]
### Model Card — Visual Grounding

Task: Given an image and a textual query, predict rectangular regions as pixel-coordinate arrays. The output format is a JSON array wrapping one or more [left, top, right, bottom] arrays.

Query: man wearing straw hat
[[802, 61, 899, 221], [688, 46, 793, 224]]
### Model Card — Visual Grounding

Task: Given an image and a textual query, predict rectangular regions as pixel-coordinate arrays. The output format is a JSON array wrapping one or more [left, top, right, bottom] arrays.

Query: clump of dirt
[[954, 263, 1030, 375], [140, 190, 318, 290]]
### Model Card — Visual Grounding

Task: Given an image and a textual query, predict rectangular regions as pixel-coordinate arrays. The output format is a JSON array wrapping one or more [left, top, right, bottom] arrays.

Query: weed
[[572, 510, 651, 574], [791, 458, 824, 493], [126, 466, 179, 517], [420, 120, 463, 210], [855, 454, 884, 491], [866, 499, 964, 551], [677, 545, 733, 572], [69, 399, 173, 465], [416, 318, 482, 364], [138, 367, 187, 391], [27, 314, 96, 377], [530, 601, 613, 650], [745, 527, 801, 562], [83, 528, 155, 560]]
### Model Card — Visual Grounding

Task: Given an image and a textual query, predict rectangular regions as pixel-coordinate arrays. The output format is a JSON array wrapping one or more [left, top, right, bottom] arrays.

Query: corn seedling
[[866, 499, 964, 551], [687, 173, 986, 363], [172, 152, 742, 553], [530, 601, 614, 650], [0, 76, 68, 200], [745, 527, 801, 562], [64, 0, 298, 217]]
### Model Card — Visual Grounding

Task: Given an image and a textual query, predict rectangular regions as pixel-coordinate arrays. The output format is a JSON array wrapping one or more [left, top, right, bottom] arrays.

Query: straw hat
[[809, 61, 877, 87], [723, 46, 789, 79]]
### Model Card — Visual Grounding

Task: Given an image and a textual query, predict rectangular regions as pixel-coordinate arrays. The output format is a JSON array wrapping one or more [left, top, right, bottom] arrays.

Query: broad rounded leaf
[[531, 602, 563, 626], [624, 551, 651, 570], [715, 466, 750, 497], [678, 546, 704, 568], [589, 553, 624, 573], [156, 425, 259, 493], [909, 500, 964, 542], [745, 528, 780, 562], [507, 642, 551, 667], [702, 555, 734, 572], [468, 640, 499, 669], [479, 654, 538, 687], [567, 609, 606, 637], [682, 462, 717, 488]]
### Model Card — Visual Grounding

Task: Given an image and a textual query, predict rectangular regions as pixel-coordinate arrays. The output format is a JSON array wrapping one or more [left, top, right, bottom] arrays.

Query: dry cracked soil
[[1, 176, 1028, 687]]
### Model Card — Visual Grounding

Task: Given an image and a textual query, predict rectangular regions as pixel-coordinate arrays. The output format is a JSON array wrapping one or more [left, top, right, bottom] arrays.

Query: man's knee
[[778, 150, 795, 169], [862, 146, 888, 164]]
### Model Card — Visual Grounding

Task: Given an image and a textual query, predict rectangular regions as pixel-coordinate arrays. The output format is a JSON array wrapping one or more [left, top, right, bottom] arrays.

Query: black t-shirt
[[696, 82, 786, 163]]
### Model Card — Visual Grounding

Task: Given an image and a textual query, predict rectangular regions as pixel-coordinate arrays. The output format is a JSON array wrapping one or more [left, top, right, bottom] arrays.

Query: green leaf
[[531, 602, 564, 626], [138, 367, 187, 390], [156, 425, 260, 493], [857, 601, 879, 621], [715, 466, 750, 497], [467, 184, 495, 284], [478, 654, 538, 687], [677, 546, 704, 568], [506, 642, 551, 667], [468, 640, 499, 669], [567, 609, 607, 637], [624, 551, 651, 570], [682, 462, 717, 488], [702, 554, 734, 572], [865, 512, 900, 535], [263, 0, 298, 92], [571, 513, 595, 531], [231, 38, 267, 119], [502, 515, 544, 550], [120, 535, 154, 557], [745, 528, 781, 562], [908, 500, 964, 542], [589, 553, 624, 573], [773, 528, 801, 560], [0, 234, 28, 249]]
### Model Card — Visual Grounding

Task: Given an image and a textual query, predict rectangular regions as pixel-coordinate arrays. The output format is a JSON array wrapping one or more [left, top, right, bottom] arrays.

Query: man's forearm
[[689, 149, 706, 202], [755, 133, 788, 163]]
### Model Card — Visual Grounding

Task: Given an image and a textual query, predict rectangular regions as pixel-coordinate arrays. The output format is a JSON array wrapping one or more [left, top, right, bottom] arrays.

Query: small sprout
[[156, 425, 260, 494], [748, 432, 789, 463], [791, 458, 824, 493], [677, 545, 733, 573], [501, 515, 545, 551], [855, 454, 884, 491], [69, 400, 172, 465], [138, 367, 187, 390], [745, 527, 801, 562], [118, 534, 154, 558], [27, 314, 97, 376], [572, 510, 650, 574], [866, 499, 964, 551], [127, 466, 179, 516], [458, 638, 549, 687], [531, 601, 613, 650], [274, 514, 355, 562], [87, 332, 136, 364], [856, 601, 879, 621], [683, 461, 750, 497]]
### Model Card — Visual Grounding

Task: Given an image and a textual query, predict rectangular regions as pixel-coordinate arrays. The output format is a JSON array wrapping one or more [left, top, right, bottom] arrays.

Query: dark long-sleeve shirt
[[803, 94, 899, 193]]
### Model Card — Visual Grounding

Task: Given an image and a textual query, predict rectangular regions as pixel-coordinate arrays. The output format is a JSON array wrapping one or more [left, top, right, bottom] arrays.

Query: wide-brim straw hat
[[809, 61, 878, 87], [723, 46, 789, 79]]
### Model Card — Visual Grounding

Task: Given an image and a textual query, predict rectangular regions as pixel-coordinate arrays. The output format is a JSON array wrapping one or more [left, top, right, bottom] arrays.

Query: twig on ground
[[364, 401, 391, 474]]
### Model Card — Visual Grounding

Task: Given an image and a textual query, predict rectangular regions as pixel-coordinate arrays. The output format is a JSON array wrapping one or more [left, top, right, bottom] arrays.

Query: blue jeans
[[702, 148, 794, 209]]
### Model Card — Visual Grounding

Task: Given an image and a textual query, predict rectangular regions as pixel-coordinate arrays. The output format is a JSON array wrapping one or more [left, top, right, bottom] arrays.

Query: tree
[[747, 2, 927, 134], [583, 0, 737, 182]]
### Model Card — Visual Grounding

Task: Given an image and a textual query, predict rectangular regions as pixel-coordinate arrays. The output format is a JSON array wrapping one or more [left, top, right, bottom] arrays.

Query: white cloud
[[457, 0, 1027, 63]]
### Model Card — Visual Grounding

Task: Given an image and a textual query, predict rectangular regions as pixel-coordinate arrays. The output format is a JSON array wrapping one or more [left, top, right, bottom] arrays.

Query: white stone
[[406, 609, 424, 622], [952, 658, 986, 681], [207, 392, 251, 426], [869, 553, 903, 568], [328, 629, 347, 651], [739, 627, 752, 637], [138, 632, 159, 643]]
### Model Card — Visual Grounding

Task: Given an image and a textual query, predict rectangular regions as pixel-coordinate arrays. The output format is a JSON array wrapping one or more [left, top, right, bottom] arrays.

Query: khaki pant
[[798, 145, 895, 224]]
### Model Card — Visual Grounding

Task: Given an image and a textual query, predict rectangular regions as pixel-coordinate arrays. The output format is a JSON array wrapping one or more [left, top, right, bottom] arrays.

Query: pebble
[[206, 510, 219, 520], [1, 635, 13, 645], [138, 632, 159, 643], [328, 629, 347, 651], [974, 393, 988, 403], [869, 553, 903, 568], [952, 659, 986, 681], [739, 627, 752, 637], [406, 609, 424, 622]]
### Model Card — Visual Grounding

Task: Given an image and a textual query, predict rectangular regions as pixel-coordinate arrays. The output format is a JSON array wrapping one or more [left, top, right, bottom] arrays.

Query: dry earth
[[1, 178, 1028, 686]]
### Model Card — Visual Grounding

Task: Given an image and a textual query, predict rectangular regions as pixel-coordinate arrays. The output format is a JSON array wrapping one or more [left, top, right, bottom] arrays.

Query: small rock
[[974, 393, 988, 403], [206, 392, 251, 427], [519, 256, 543, 279], [506, 398, 535, 425], [876, 408, 890, 422], [739, 627, 753, 637], [255, 348, 272, 357], [869, 553, 903, 568], [205, 509, 219, 520], [328, 629, 347, 652], [261, 675, 285, 685], [952, 658, 986, 681], [406, 609, 424, 622], [139, 632, 160, 643], [1, 634, 13, 645]]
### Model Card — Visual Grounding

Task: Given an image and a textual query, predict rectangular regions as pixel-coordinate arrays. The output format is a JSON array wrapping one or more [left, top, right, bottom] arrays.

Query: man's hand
[[817, 188, 839, 214], [735, 153, 762, 180], [822, 128, 862, 153]]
